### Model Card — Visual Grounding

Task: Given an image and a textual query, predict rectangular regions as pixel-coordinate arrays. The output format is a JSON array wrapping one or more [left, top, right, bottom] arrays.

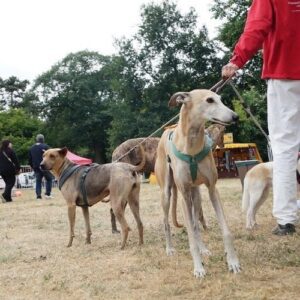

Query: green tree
[[107, 0, 222, 154], [31, 51, 113, 162], [0, 109, 43, 164], [0, 76, 30, 109]]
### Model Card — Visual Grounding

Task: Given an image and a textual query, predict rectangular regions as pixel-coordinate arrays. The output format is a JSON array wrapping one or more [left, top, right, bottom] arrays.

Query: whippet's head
[[168, 89, 238, 126], [40, 147, 68, 174]]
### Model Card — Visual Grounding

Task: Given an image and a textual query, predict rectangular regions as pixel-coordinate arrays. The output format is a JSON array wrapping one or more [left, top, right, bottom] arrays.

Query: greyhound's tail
[[130, 144, 146, 172], [242, 177, 250, 212], [171, 184, 183, 228]]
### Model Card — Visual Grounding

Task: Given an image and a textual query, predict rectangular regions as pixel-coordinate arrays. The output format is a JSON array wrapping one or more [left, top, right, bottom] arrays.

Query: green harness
[[168, 131, 213, 182]]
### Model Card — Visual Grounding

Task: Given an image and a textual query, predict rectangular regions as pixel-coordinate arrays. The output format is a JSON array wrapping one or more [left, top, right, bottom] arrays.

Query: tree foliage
[[31, 51, 114, 162], [0, 0, 270, 163], [107, 0, 223, 155], [0, 76, 30, 109], [0, 109, 43, 163]]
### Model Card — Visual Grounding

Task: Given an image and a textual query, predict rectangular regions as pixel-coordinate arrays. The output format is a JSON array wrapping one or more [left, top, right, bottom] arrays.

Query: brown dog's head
[[40, 147, 68, 173]]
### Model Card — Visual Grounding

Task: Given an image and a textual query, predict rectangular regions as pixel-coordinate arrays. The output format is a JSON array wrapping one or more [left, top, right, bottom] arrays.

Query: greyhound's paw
[[227, 257, 241, 274], [166, 247, 176, 256], [200, 248, 211, 256], [194, 267, 206, 278], [112, 229, 120, 234]]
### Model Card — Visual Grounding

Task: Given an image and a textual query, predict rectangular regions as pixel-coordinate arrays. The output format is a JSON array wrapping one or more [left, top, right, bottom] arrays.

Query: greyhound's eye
[[206, 97, 214, 104], [50, 154, 55, 159]]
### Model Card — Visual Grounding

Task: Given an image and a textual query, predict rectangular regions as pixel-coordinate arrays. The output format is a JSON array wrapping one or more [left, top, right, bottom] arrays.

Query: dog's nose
[[40, 163, 46, 171], [232, 114, 239, 123]]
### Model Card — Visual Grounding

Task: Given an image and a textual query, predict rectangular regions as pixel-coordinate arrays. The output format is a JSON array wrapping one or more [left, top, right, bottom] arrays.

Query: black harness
[[59, 163, 98, 207]]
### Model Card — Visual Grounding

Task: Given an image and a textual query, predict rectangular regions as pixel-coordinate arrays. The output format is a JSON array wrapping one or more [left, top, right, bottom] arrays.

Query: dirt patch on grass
[[0, 179, 299, 299]]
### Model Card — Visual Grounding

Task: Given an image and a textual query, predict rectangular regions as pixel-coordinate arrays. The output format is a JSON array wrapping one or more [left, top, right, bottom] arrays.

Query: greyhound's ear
[[168, 92, 190, 107], [59, 147, 68, 157]]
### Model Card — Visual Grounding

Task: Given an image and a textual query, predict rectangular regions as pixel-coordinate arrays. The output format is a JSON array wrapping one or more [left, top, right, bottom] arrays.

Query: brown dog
[[40, 147, 145, 249], [112, 137, 160, 176]]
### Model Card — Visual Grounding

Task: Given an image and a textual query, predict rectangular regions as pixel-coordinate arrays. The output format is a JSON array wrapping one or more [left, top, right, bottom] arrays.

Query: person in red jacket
[[222, 0, 300, 235]]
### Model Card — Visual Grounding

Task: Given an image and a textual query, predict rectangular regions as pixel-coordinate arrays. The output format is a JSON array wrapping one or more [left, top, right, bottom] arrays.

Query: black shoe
[[37, 196, 42, 200], [272, 223, 296, 236]]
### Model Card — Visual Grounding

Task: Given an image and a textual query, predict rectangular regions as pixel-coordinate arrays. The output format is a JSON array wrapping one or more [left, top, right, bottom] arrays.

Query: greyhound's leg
[[179, 185, 206, 278], [82, 206, 92, 244], [112, 200, 130, 250], [208, 186, 240, 273], [246, 185, 268, 229], [67, 205, 76, 247], [191, 187, 210, 255], [162, 174, 176, 256], [128, 189, 144, 246], [198, 195, 208, 230], [110, 208, 120, 234], [171, 185, 183, 228]]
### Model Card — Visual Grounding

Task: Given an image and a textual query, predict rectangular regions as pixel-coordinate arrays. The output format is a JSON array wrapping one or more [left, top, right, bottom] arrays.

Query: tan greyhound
[[40, 147, 145, 249], [155, 89, 240, 278]]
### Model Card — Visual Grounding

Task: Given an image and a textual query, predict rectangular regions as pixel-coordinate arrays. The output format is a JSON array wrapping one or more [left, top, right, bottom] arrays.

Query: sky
[[0, 0, 221, 81]]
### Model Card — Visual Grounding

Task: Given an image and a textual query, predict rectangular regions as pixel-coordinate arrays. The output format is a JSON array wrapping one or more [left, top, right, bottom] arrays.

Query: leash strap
[[78, 164, 98, 207], [168, 131, 213, 182]]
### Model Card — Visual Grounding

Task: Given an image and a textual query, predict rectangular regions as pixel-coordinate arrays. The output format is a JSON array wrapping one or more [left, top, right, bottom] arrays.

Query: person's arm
[[10, 151, 20, 172], [222, 0, 274, 78]]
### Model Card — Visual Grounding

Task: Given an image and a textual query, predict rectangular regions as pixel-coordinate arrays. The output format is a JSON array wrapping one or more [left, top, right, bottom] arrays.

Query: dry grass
[[0, 179, 299, 300]]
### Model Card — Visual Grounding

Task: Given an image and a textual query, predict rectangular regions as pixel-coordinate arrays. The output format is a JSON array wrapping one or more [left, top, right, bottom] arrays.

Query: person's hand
[[222, 62, 239, 79]]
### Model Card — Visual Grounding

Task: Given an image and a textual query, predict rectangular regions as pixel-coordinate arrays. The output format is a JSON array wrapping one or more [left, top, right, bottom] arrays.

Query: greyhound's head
[[40, 147, 68, 173], [168, 89, 238, 126]]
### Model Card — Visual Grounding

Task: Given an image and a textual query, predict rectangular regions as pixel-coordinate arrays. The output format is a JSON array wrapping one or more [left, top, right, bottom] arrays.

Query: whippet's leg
[[162, 172, 176, 256], [191, 187, 210, 255], [128, 188, 144, 246], [179, 185, 206, 278], [250, 186, 270, 229], [82, 206, 92, 244], [110, 208, 120, 234], [208, 186, 241, 273], [112, 199, 130, 250], [67, 205, 76, 247], [171, 185, 183, 228], [198, 196, 208, 230]]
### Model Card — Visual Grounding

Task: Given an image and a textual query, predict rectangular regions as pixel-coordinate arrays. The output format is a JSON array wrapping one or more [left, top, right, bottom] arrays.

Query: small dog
[[242, 160, 300, 229], [40, 147, 145, 249], [155, 89, 240, 278]]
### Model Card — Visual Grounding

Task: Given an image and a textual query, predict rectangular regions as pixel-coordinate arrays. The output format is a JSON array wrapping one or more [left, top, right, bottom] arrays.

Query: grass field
[[0, 178, 299, 300]]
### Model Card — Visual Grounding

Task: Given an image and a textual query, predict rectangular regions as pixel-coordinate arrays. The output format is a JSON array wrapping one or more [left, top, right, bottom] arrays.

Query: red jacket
[[230, 0, 300, 79]]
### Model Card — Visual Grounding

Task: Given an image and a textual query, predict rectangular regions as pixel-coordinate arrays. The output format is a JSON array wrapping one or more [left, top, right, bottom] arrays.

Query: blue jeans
[[34, 169, 53, 197]]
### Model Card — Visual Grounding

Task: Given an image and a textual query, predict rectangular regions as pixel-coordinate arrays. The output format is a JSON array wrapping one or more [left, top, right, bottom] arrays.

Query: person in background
[[0, 140, 20, 203], [222, 0, 300, 235], [29, 134, 54, 200]]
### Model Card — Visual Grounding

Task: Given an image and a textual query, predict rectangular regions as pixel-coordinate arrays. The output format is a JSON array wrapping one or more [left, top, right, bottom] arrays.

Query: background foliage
[[0, 0, 269, 164]]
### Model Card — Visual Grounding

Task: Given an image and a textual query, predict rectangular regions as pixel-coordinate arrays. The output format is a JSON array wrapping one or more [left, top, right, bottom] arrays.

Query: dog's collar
[[168, 131, 213, 182], [59, 164, 81, 190]]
